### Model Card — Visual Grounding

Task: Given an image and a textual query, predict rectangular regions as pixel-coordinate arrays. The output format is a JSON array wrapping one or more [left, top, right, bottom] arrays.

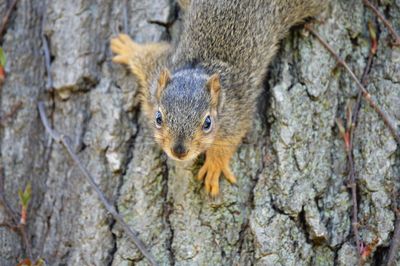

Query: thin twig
[[0, 221, 16, 229], [352, 46, 374, 127], [347, 21, 377, 260], [336, 110, 363, 260], [0, 0, 19, 42], [348, 163, 361, 253], [0, 171, 33, 259], [41, 6, 53, 90], [305, 24, 400, 145], [35, 212, 51, 261], [123, 0, 129, 34], [19, 223, 33, 259], [362, 0, 400, 46], [0, 100, 23, 125], [37, 102, 158, 266]]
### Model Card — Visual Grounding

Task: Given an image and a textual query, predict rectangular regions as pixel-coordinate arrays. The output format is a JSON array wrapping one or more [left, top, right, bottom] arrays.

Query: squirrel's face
[[152, 69, 222, 161]]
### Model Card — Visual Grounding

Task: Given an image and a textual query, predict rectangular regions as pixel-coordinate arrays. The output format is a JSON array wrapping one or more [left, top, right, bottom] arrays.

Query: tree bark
[[0, 0, 399, 265]]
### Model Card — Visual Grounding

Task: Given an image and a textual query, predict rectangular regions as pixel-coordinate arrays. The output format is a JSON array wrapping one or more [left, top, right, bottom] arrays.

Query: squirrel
[[111, 0, 327, 196]]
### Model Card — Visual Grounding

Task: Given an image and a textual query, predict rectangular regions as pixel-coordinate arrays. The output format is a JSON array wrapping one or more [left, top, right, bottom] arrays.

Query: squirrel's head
[[151, 68, 222, 161]]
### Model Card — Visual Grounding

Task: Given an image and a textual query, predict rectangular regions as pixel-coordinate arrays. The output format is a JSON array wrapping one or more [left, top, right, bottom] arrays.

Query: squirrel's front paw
[[110, 34, 138, 65], [197, 160, 236, 197]]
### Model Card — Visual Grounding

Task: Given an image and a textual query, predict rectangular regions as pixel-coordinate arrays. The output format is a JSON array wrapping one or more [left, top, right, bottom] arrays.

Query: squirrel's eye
[[155, 111, 163, 128], [202, 115, 212, 133]]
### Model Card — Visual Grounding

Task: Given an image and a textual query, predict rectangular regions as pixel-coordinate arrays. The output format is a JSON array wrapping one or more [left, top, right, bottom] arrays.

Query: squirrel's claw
[[197, 163, 208, 181], [204, 168, 220, 197], [112, 55, 129, 64], [197, 160, 236, 197], [222, 166, 237, 184]]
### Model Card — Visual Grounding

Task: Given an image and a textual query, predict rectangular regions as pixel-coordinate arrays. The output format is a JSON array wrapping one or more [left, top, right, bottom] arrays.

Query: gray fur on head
[[159, 68, 213, 140]]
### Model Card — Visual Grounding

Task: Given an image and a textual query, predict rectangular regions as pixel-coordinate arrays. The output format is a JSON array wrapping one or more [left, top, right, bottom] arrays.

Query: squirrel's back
[[173, 0, 325, 83]]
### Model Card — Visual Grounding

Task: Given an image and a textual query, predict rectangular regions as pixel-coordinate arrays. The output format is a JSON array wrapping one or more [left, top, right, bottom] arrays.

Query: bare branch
[[37, 102, 158, 266], [346, 21, 377, 260], [0, 171, 33, 259], [19, 223, 33, 260], [123, 0, 129, 34], [0, 101, 23, 125], [41, 11, 53, 90], [305, 24, 400, 145], [352, 20, 377, 128], [0, 0, 19, 42], [0, 221, 16, 230], [362, 0, 400, 46]]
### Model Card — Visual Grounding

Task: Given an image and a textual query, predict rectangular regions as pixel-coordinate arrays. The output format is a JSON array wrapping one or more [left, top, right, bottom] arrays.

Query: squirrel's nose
[[172, 143, 188, 158]]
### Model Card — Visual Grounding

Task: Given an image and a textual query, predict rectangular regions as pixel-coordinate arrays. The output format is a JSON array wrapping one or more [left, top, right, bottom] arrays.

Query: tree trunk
[[0, 0, 399, 265]]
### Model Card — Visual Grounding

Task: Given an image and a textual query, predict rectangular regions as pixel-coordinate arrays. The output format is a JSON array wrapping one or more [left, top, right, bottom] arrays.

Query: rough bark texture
[[0, 0, 399, 265]]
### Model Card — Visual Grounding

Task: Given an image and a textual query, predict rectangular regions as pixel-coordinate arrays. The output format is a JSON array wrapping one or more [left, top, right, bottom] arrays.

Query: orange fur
[[156, 69, 171, 100], [110, 34, 170, 117], [197, 136, 241, 196], [206, 74, 221, 108]]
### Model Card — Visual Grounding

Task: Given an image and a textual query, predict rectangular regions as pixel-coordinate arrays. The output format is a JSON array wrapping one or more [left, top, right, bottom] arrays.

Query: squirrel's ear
[[156, 69, 171, 99], [206, 74, 221, 108]]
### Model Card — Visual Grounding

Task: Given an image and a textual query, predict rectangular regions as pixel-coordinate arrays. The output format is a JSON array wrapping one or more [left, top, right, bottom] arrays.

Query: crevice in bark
[[97, 0, 114, 66], [36, 2, 59, 252], [107, 107, 142, 265], [236, 83, 272, 263], [333, 242, 345, 266], [269, 195, 293, 220], [107, 218, 118, 266], [33, 91, 56, 260], [236, 163, 261, 264], [106, 152, 123, 266], [298, 206, 328, 248], [298, 207, 312, 245], [148, 0, 179, 42], [290, 30, 311, 91], [372, 245, 388, 266], [161, 155, 175, 266]]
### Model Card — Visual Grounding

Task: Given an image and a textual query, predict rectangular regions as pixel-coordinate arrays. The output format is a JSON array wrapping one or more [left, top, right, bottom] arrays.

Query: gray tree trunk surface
[[0, 0, 399, 265]]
